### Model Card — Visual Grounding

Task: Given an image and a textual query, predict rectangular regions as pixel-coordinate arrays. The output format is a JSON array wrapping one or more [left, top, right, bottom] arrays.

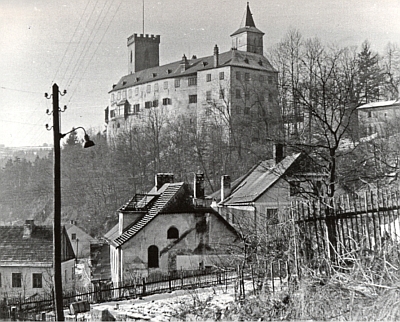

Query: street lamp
[[45, 83, 95, 321]]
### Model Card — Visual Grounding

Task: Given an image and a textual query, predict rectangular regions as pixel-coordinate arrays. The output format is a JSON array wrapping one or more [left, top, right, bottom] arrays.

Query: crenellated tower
[[127, 33, 160, 74]]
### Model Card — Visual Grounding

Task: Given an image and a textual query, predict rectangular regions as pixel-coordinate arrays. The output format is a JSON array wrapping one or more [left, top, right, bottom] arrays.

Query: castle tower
[[230, 3, 264, 55], [127, 33, 160, 74]]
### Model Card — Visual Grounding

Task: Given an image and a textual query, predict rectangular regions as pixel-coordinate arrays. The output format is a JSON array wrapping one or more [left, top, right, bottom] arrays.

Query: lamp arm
[[60, 126, 87, 139]]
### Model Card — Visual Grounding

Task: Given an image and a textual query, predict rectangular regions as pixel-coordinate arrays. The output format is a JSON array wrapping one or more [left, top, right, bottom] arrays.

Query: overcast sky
[[0, 0, 399, 147]]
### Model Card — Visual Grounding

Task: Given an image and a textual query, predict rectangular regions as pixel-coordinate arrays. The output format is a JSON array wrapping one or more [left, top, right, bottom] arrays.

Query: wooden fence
[[292, 189, 400, 264]]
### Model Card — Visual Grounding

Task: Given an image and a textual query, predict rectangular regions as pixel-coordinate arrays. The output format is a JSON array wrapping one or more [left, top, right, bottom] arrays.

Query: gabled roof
[[220, 153, 302, 206], [0, 224, 74, 265], [110, 182, 185, 247], [65, 223, 96, 243], [110, 49, 276, 93]]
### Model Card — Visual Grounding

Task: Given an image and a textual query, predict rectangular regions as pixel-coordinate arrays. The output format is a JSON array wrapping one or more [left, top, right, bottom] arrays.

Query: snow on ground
[[69, 281, 257, 321]]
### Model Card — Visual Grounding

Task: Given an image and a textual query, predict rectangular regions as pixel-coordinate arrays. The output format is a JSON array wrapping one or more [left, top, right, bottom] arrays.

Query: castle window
[[153, 100, 159, 107], [154, 83, 159, 92], [206, 74, 211, 82], [148, 245, 159, 268], [245, 73, 250, 81], [189, 94, 197, 104], [244, 106, 250, 115], [147, 85, 151, 93], [111, 93, 115, 102], [167, 227, 179, 239], [368, 111, 372, 118], [268, 93, 273, 103], [236, 71, 241, 81], [110, 110, 116, 118], [236, 89, 241, 99], [219, 72, 224, 80], [175, 79, 180, 88], [145, 101, 152, 109], [245, 90, 250, 100], [117, 91, 121, 100], [206, 90, 212, 101], [268, 76, 273, 84], [133, 104, 140, 113], [162, 98, 172, 105], [130, 50, 133, 63], [135, 87, 139, 96], [122, 90, 127, 99], [128, 89, 132, 98], [259, 75, 265, 82], [188, 77, 197, 86], [163, 81, 168, 90]]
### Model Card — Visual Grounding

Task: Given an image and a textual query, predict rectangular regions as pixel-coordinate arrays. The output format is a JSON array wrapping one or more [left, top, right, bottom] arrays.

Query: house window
[[206, 73, 211, 82], [32, 273, 42, 288], [154, 83, 159, 92], [163, 81, 168, 90], [135, 87, 139, 96], [175, 79, 180, 88], [189, 94, 197, 104], [12, 273, 21, 288], [162, 98, 172, 105], [236, 89, 241, 99], [188, 77, 197, 86], [206, 90, 212, 101], [146, 85, 151, 93], [219, 72, 224, 80], [244, 106, 250, 115], [153, 100, 159, 107], [71, 233, 76, 241], [133, 104, 140, 113], [145, 101, 152, 108], [290, 181, 301, 196], [266, 209, 279, 225], [167, 227, 179, 239], [148, 245, 159, 268], [245, 90, 250, 100], [110, 110, 116, 118], [368, 111, 372, 118], [245, 73, 250, 81], [236, 71, 241, 81]]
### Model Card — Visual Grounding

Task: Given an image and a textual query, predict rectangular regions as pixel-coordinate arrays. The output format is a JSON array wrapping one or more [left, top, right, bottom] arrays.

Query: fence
[[292, 189, 400, 264]]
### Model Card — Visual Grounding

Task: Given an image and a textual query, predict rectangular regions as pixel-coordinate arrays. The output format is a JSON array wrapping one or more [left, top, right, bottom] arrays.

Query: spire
[[245, 2, 256, 28]]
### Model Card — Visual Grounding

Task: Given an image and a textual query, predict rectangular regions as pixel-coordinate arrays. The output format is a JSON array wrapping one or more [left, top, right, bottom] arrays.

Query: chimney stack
[[23, 220, 35, 239], [213, 44, 219, 68], [221, 175, 231, 202], [155, 173, 174, 191], [194, 172, 205, 199]]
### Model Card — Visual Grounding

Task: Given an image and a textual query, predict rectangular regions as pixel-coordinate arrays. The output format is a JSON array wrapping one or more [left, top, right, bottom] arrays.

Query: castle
[[105, 3, 281, 147]]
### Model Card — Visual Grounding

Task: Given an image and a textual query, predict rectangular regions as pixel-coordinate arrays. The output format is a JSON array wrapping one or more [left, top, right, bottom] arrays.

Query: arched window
[[167, 227, 179, 239], [148, 245, 159, 268]]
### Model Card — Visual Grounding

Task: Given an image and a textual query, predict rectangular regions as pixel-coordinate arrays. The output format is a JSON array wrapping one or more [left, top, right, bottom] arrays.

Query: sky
[[0, 0, 399, 147]]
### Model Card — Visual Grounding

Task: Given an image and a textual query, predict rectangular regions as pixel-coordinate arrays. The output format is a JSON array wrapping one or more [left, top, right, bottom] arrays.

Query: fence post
[[168, 273, 172, 292], [181, 269, 184, 289], [142, 278, 146, 296]]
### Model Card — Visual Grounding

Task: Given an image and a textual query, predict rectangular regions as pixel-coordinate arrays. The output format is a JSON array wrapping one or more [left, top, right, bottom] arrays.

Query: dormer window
[[202, 61, 208, 67], [244, 58, 249, 64], [152, 73, 157, 78]]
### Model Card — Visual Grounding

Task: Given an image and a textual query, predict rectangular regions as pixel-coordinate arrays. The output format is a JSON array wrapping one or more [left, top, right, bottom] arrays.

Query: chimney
[[213, 44, 219, 68], [23, 220, 35, 239], [194, 172, 205, 199], [274, 143, 285, 164], [180, 54, 189, 72], [155, 173, 174, 191], [220, 175, 231, 202]]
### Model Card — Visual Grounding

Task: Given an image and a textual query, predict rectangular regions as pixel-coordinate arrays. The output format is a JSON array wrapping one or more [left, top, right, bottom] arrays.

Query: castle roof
[[110, 49, 276, 93], [230, 3, 264, 37]]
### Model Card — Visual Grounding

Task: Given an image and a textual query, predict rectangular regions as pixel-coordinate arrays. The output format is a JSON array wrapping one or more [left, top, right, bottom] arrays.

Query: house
[[65, 220, 96, 259], [104, 173, 241, 286], [0, 220, 75, 298], [211, 150, 325, 234], [358, 99, 400, 137], [105, 3, 280, 148]]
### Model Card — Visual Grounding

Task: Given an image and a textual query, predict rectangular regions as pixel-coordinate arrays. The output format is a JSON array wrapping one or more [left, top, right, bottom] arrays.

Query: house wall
[[0, 260, 75, 298], [115, 212, 238, 281], [67, 226, 94, 259], [359, 106, 400, 137]]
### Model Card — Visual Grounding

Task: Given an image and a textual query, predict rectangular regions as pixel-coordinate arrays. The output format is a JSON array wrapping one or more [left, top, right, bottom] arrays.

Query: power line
[[0, 86, 43, 94]]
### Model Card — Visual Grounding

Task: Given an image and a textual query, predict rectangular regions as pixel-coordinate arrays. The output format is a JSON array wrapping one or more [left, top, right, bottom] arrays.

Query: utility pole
[[52, 83, 64, 321]]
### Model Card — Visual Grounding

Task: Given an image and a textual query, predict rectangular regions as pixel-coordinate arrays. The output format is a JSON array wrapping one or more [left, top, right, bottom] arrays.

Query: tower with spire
[[230, 3, 264, 55]]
